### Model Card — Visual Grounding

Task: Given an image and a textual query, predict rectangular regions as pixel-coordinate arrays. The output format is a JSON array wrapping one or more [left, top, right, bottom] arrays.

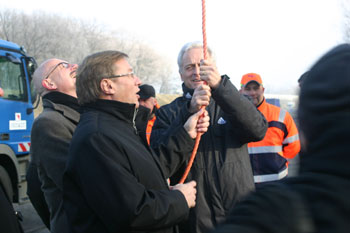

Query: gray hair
[[76, 50, 128, 105], [177, 41, 215, 73], [32, 70, 46, 96], [32, 58, 60, 96]]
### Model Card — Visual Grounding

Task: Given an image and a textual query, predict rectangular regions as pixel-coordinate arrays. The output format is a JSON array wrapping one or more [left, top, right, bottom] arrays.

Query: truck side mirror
[[25, 57, 38, 104], [26, 57, 37, 81]]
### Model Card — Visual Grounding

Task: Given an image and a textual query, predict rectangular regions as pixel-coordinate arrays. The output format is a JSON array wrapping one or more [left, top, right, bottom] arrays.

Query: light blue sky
[[0, 0, 346, 93]]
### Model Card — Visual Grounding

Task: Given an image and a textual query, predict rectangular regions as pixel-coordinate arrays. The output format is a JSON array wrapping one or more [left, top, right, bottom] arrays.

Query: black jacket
[[212, 44, 350, 233], [28, 92, 80, 233], [63, 99, 196, 233], [0, 186, 23, 233], [151, 75, 268, 233]]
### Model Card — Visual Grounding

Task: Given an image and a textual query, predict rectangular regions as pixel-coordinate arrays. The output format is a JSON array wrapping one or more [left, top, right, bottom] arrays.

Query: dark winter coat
[[28, 93, 80, 233], [63, 99, 196, 233], [212, 44, 350, 233], [151, 75, 268, 233], [0, 185, 23, 233]]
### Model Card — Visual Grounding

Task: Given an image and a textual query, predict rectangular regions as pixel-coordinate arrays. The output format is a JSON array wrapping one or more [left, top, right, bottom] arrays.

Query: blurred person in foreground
[[212, 43, 350, 233], [150, 41, 268, 233], [137, 84, 159, 144], [0, 185, 23, 233], [298, 70, 309, 88], [26, 59, 79, 232], [240, 73, 300, 188], [63, 50, 210, 233]]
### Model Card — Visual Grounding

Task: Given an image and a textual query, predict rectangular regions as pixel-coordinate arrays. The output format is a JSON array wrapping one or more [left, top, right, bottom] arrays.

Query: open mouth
[[193, 79, 203, 83], [70, 70, 77, 78]]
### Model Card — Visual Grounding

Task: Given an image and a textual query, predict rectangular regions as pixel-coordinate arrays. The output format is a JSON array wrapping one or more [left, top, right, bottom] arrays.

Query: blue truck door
[[0, 50, 33, 156]]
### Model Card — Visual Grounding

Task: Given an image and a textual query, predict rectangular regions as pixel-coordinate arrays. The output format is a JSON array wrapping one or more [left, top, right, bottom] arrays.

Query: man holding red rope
[[151, 41, 268, 233], [63, 50, 210, 233]]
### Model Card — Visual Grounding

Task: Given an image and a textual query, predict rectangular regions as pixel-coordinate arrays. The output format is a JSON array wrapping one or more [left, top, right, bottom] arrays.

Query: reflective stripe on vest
[[254, 166, 288, 183], [283, 134, 299, 144], [248, 145, 282, 154], [278, 109, 286, 123]]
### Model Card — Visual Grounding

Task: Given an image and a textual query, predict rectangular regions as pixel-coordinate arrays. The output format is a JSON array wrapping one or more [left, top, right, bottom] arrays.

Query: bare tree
[[0, 8, 175, 93], [0, 9, 20, 42], [342, 0, 350, 43]]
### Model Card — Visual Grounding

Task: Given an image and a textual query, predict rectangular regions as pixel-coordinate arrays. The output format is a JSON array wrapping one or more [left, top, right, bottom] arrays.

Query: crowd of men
[[1, 41, 349, 233]]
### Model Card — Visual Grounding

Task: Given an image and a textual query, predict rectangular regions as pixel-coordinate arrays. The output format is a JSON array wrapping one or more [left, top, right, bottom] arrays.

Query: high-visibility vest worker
[[145, 105, 159, 145], [138, 84, 159, 145], [240, 73, 300, 186]]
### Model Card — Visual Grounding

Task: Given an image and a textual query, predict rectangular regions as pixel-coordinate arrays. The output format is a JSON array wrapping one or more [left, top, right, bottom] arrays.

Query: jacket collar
[[182, 83, 194, 99], [257, 97, 267, 111], [82, 99, 137, 125], [43, 91, 80, 113], [43, 98, 80, 124]]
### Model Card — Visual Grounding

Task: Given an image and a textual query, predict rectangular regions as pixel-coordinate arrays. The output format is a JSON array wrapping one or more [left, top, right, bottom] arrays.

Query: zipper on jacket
[[132, 108, 138, 134]]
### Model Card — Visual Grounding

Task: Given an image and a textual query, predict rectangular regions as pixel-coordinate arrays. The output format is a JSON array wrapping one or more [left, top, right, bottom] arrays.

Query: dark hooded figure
[[212, 43, 350, 233]]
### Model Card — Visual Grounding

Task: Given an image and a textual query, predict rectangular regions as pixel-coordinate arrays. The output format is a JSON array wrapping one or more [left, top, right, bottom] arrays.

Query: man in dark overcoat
[[151, 42, 268, 233], [27, 59, 80, 233], [63, 50, 210, 233]]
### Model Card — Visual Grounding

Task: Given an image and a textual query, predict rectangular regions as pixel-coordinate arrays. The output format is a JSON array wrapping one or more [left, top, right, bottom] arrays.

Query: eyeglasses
[[104, 72, 135, 79], [44, 62, 70, 80]]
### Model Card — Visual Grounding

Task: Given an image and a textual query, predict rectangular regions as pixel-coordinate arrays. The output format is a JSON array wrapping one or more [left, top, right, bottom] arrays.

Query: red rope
[[179, 0, 208, 184], [202, 0, 208, 60]]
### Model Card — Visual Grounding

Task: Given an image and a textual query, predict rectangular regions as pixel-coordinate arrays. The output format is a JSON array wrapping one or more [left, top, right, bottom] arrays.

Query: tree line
[[0, 8, 175, 93]]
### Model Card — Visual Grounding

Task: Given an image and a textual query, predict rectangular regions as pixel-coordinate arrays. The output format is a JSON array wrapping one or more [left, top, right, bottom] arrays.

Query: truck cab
[[0, 39, 37, 204]]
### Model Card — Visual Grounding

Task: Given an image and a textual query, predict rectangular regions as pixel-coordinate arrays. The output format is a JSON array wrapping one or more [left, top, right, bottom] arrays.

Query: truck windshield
[[0, 56, 28, 102]]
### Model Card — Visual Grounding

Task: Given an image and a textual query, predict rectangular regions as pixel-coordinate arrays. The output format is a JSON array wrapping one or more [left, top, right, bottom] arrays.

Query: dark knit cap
[[298, 44, 350, 177], [298, 44, 350, 140], [298, 71, 309, 85], [138, 84, 155, 100]]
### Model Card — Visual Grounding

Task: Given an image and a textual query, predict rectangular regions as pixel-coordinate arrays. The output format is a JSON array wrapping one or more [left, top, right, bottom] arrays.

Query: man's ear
[[41, 79, 57, 90], [153, 98, 158, 106], [179, 72, 185, 82], [100, 79, 115, 95]]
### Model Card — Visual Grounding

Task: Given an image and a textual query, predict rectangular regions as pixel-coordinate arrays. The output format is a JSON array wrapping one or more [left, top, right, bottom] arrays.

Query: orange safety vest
[[248, 98, 300, 183], [146, 115, 156, 145], [146, 104, 160, 145]]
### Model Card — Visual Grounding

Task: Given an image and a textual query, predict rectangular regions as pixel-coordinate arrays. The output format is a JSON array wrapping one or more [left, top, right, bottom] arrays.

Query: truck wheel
[[0, 165, 13, 203]]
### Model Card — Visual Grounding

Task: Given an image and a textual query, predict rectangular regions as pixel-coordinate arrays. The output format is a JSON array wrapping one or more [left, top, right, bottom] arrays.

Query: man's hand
[[184, 108, 210, 139], [199, 59, 221, 89], [189, 84, 211, 113], [171, 180, 197, 208]]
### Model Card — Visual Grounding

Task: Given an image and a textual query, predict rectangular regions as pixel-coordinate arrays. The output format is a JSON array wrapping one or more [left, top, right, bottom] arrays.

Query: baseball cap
[[241, 73, 263, 87], [138, 84, 155, 100]]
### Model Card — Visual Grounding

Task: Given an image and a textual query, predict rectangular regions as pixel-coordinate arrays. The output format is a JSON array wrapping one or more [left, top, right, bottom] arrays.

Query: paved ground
[[13, 203, 49, 233]]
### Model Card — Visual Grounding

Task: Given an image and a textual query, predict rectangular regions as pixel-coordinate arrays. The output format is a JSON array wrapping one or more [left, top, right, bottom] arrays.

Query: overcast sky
[[0, 0, 346, 93]]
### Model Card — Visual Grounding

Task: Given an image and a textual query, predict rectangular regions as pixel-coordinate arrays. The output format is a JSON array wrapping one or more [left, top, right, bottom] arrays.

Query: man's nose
[[249, 90, 257, 96], [135, 75, 142, 85], [71, 64, 78, 70], [194, 64, 200, 75]]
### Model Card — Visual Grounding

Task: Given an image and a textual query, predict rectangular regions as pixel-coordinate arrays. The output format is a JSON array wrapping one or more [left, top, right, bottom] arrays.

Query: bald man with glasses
[[26, 58, 79, 233]]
